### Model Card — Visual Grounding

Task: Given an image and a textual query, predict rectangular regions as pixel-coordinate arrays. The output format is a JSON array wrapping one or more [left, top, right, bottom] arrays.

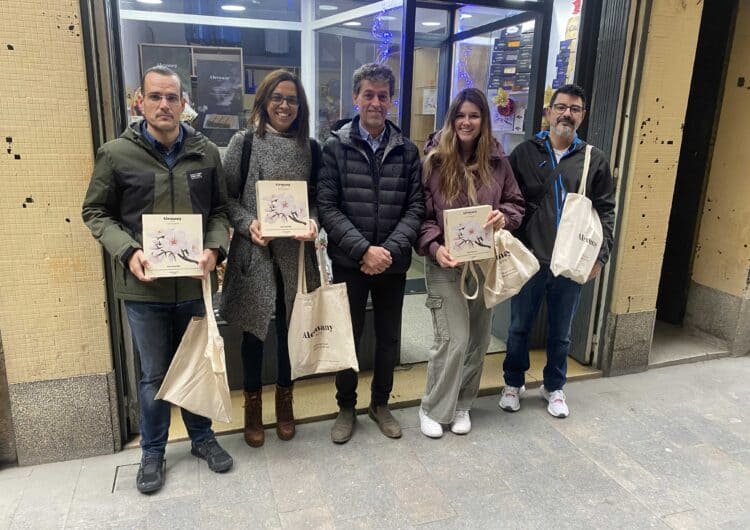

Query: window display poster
[[140, 45, 193, 99], [195, 56, 243, 145]]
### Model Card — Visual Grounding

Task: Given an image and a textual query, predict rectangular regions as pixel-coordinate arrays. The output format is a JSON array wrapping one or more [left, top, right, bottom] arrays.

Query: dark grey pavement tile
[[197, 443, 272, 509], [311, 449, 396, 521], [334, 510, 415, 530], [0, 480, 23, 530], [10, 460, 81, 529], [278, 506, 335, 529], [146, 495, 201, 530], [0, 466, 32, 482], [662, 509, 721, 530], [200, 500, 280, 529]]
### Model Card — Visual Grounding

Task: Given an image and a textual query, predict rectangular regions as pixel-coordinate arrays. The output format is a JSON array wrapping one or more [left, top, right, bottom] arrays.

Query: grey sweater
[[220, 128, 320, 337]]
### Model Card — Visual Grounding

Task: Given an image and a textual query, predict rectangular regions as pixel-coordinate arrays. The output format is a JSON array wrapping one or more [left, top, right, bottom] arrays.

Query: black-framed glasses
[[550, 103, 584, 115], [270, 93, 300, 107], [145, 92, 181, 105]]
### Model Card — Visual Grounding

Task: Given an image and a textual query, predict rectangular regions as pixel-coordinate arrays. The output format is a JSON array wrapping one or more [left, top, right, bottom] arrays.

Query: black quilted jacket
[[317, 116, 424, 273]]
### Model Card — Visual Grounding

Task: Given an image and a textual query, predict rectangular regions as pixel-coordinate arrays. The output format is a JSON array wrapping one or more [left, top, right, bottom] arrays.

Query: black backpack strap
[[239, 130, 254, 199]]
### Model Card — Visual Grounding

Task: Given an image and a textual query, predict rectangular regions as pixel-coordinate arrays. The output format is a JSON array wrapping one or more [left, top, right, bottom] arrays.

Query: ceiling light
[[459, 13, 472, 19], [421, 21, 442, 27], [318, 4, 339, 10], [342, 21, 362, 26], [221, 4, 246, 11], [136, 0, 163, 4], [379, 15, 397, 21]]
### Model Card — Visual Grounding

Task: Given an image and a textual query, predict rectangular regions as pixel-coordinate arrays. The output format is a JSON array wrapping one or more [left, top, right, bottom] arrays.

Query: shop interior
[[113, 0, 596, 441]]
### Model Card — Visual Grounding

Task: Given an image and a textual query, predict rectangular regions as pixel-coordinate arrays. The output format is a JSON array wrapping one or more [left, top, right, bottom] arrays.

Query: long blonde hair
[[423, 88, 494, 205]]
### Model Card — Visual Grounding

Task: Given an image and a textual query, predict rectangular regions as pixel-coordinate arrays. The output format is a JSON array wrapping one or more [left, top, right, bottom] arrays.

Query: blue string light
[[456, 45, 474, 88], [371, 7, 394, 63]]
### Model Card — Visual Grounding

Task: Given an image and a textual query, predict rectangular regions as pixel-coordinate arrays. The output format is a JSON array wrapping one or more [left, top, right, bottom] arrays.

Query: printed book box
[[255, 180, 310, 237], [142, 214, 203, 278], [443, 205, 494, 262]]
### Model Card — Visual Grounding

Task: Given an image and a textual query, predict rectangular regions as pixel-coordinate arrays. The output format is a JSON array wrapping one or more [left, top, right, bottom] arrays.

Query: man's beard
[[552, 120, 575, 139]]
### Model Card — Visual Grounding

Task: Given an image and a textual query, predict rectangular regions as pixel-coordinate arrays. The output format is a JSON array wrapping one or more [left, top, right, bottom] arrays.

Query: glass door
[[448, 5, 550, 153]]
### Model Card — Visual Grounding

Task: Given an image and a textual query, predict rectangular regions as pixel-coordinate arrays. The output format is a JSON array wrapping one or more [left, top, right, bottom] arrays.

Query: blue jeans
[[125, 299, 214, 457], [503, 264, 582, 392]]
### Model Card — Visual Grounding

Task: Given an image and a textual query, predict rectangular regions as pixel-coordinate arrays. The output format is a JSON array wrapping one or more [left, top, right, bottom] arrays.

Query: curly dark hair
[[352, 63, 396, 97]]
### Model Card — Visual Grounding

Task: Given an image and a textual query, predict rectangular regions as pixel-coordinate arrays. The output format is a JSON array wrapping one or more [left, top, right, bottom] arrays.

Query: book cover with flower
[[443, 205, 494, 261], [142, 214, 203, 278], [255, 180, 310, 237]]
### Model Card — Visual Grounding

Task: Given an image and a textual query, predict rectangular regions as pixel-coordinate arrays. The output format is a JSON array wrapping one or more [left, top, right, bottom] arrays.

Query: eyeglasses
[[145, 92, 181, 105], [270, 93, 300, 107], [550, 103, 584, 115]]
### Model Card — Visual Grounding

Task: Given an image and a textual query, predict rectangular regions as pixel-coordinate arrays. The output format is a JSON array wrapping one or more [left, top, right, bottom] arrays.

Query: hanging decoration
[[493, 88, 515, 117], [456, 45, 474, 88], [371, 7, 395, 63]]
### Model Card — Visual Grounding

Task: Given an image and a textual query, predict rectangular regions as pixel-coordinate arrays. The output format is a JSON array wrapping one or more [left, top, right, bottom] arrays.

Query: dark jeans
[[332, 265, 406, 409], [241, 273, 292, 392], [503, 264, 582, 392], [125, 299, 214, 458]]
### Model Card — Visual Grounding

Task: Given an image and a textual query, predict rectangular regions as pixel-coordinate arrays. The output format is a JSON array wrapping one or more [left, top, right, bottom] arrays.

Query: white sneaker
[[419, 407, 443, 438], [450, 410, 471, 435], [540, 385, 569, 418], [498, 385, 525, 412]]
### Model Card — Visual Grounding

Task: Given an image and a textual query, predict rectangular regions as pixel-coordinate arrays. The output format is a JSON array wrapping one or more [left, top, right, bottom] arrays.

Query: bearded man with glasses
[[498, 84, 615, 419]]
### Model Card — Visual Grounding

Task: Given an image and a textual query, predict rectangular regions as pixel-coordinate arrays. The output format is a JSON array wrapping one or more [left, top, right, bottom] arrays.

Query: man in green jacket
[[82, 66, 232, 494]]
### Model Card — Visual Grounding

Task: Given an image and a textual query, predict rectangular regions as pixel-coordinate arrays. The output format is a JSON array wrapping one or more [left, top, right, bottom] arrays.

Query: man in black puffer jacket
[[318, 63, 424, 444]]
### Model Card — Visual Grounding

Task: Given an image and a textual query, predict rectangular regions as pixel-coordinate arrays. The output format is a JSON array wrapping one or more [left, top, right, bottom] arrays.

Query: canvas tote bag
[[549, 145, 603, 284], [155, 275, 232, 423], [479, 229, 540, 308], [287, 241, 359, 379]]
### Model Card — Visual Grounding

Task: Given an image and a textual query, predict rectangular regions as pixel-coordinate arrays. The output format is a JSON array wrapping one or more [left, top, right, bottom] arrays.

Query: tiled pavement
[[1, 356, 749, 529]]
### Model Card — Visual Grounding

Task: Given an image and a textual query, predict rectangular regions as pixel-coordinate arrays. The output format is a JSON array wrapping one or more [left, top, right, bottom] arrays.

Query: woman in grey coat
[[220, 70, 320, 447]]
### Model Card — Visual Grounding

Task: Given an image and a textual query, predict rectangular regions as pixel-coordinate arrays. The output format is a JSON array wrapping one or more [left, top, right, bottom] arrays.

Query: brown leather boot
[[275, 385, 295, 441], [243, 390, 264, 447]]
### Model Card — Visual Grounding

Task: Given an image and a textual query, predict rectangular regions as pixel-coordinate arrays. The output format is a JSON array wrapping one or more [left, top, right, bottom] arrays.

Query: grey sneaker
[[498, 385, 525, 412], [331, 407, 356, 444], [540, 385, 569, 418], [191, 438, 233, 473]]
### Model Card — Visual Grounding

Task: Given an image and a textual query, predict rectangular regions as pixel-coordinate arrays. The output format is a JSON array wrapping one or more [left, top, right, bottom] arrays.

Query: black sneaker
[[190, 438, 233, 473], [136, 454, 165, 494]]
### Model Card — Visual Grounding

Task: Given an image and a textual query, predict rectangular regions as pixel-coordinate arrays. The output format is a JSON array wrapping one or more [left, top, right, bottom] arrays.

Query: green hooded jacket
[[82, 121, 230, 303]]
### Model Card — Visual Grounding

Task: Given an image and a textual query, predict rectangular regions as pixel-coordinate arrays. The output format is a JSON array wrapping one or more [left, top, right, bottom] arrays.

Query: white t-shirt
[[553, 148, 567, 163]]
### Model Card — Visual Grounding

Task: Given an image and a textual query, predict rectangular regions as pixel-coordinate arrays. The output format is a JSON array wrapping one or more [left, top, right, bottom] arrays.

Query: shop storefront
[[88, 0, 598, 440]]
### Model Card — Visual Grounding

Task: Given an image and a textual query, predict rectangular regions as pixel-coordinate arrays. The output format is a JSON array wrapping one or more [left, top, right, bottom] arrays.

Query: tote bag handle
[[296, 239, 328, 296], [201, 274, 225, 374], [459, 261, 480, 300], [577, 145, 593, 195]]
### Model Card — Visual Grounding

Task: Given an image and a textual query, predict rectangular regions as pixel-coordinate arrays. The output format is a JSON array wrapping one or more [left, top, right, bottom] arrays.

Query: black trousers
[[332, 265, 406, 408], [240, 271, 292, 392]]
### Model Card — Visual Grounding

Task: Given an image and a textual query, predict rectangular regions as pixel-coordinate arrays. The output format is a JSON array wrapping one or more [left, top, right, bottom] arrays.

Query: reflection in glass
[[455, 5, 522, 33], [314, 6, 404, 141], [120, 0, 302, 22]]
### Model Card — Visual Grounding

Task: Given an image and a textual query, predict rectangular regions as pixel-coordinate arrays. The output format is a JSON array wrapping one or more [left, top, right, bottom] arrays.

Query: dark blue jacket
[[317, 116, 425, 273]]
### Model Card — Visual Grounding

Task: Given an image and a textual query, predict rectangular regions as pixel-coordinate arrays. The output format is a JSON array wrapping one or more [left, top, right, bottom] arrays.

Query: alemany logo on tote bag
[[287, 242, 359, 379], [550, 144, 603, 284]]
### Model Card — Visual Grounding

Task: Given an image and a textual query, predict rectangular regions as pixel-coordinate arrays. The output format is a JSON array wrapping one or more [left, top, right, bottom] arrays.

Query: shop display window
[[119, 13, 301, 147], [314, 5, 404, 141], [119, 0, 301, 22], [454, 5, 523, 33]]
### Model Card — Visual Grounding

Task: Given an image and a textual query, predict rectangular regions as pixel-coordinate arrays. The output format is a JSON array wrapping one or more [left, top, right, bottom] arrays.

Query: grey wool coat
[[220, 128, 320, 338]]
